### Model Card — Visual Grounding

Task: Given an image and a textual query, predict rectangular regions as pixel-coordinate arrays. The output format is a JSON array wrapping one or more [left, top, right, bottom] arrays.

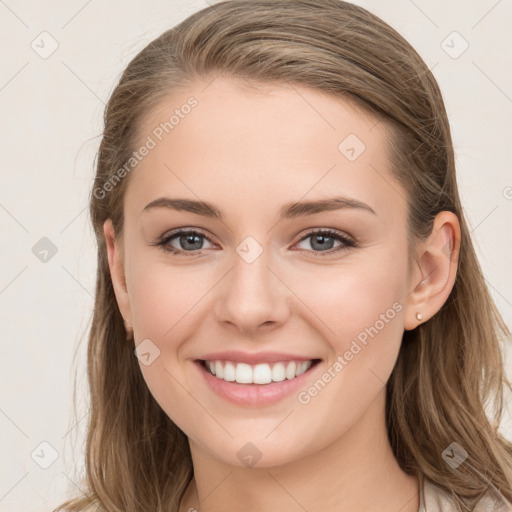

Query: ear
[[103, 219, 133, 331], [403, 211, 461, 331]]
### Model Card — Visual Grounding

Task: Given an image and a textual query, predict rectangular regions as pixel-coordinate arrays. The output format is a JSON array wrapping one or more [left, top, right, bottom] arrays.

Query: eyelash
[[152, 227, 357, 257]]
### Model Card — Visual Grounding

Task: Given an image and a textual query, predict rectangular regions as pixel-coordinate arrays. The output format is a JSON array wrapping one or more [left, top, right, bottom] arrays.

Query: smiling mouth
[[198, 358, 322, 385]]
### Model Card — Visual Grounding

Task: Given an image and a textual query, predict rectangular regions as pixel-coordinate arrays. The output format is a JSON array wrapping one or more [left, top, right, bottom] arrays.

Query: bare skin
[[104, 76, 460, 512]]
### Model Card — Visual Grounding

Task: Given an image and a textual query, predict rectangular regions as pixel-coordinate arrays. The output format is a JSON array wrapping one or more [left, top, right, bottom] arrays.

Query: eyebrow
[[141, 196, 376, 219]]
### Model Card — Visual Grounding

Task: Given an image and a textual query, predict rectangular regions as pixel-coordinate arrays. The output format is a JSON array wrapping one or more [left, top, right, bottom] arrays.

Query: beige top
[[418, 473, 512, 511]]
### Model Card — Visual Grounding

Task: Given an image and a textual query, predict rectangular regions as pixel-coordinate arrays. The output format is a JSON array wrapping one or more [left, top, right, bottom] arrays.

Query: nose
[[214, 247, 291, 336]]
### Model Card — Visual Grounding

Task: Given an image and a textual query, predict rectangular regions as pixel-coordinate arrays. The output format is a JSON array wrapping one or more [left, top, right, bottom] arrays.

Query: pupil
[[312, 234, 333, 251], [182, 234, 202, 250]]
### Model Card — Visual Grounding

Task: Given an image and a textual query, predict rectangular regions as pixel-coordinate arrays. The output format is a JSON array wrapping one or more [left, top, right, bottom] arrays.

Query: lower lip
[[193, 360, 321, 406]]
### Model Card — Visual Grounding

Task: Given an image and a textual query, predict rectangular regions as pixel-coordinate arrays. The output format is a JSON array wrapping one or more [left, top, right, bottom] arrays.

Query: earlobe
[[103, 219, 133, 331], [404, 211, 461, 331]]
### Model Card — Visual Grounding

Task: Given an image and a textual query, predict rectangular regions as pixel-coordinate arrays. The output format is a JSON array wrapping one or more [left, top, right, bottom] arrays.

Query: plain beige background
[[0, 1, 511, 510]]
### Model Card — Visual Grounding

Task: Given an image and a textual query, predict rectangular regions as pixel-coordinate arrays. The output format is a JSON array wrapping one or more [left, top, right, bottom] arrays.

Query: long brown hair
[[55, 1, 512, 510]]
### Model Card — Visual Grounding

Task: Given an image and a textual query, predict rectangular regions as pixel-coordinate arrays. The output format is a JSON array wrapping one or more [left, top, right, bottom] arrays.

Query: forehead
[[125, 76, 406, 224]]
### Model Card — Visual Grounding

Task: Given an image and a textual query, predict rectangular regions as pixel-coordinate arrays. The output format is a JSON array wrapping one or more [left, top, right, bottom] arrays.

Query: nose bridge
[[215, 236, 289, 332]]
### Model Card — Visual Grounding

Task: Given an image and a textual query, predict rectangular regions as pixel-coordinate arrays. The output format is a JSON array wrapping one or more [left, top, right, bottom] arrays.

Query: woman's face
[[106, 76, 419, 467]]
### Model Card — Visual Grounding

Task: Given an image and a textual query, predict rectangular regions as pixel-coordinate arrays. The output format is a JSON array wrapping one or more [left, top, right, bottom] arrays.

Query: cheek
[[125, 259, 205, 429], [286, 256, 407, 419], [289, 268, 405, 444], [288, 251, 406, 346], [128, 257, 212, 339]]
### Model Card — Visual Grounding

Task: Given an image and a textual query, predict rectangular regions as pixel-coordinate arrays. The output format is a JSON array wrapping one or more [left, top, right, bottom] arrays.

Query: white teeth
[[253, 364, 272, 384], [215, 361, 224, 379], [271, 362, 286, 382], [204, 359, 314, 384], [235, 363, 253, 384], [223, 361, 236, 381], [296, 362, 309, 376], [285, 361, 297, 380]]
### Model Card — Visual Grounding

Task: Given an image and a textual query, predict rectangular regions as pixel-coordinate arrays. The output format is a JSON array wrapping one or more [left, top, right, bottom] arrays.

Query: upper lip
[[196, 351, 320, 365]]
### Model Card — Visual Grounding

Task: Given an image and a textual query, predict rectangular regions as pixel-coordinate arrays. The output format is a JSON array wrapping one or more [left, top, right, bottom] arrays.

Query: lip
[[195, 350, 317, 365], [193, 358, 322, 407]]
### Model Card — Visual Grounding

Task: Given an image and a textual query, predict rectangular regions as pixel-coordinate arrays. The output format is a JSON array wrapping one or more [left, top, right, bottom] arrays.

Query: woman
[[55, 1, 512, 510]]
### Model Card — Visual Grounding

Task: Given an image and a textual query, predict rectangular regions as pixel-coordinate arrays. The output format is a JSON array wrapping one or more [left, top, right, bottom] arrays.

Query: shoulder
[[419, 473, 512, 512]]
